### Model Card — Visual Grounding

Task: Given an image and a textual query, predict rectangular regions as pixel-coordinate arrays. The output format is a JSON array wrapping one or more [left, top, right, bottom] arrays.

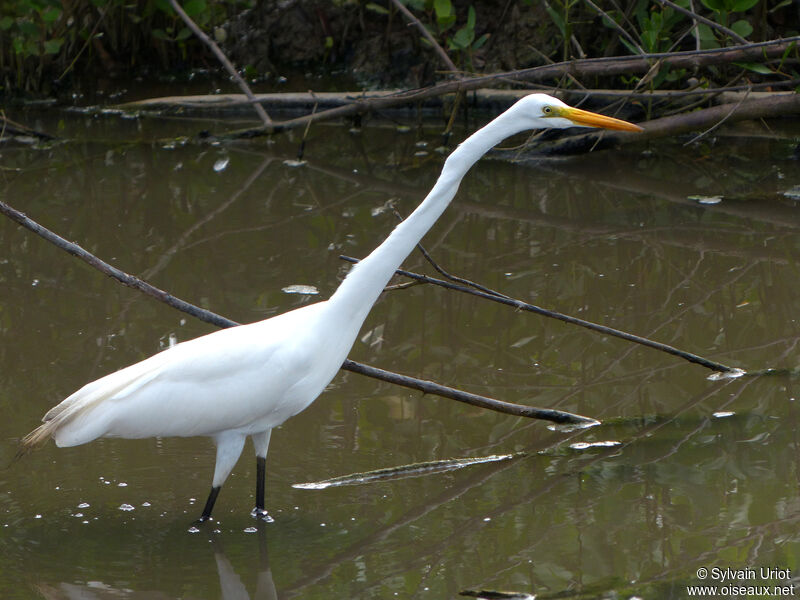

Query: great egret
[[20, 94, 642, 522]]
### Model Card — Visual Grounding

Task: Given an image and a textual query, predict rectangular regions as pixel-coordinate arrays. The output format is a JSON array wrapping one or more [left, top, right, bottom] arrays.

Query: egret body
[[20, 94, 642, 521]]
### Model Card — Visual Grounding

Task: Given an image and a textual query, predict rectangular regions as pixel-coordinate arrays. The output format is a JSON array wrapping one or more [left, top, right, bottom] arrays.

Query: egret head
[[513, 93, 643, 132]]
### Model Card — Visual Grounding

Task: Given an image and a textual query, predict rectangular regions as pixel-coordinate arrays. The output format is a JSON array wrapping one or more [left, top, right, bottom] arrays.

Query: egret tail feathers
[[16, 350, 172, 460], [15, 422, 54, 460]]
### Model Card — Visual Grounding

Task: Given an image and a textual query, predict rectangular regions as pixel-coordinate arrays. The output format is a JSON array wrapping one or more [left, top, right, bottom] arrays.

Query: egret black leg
[[256, 456, 266, 512], [251, 430, 272, 520], [198, 485, 221, 523], [251, 456, 271, 520]]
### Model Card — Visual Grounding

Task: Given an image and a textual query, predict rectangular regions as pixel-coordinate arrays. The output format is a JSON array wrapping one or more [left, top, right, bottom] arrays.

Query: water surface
[[2, 107, 800, 598]]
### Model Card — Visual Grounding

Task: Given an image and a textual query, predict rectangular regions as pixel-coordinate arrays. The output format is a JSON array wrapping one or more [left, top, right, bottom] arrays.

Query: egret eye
[[543, 106, 553, 115]]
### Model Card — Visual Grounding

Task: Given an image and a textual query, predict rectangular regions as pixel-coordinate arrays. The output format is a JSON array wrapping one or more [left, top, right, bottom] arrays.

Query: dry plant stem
[[0, 199, 594, 426], [655, 0, 748, 44], [222, 37, 798, 137], [57, 4, 109, 82], [388, 0, 458, 74], [169, 0, 272, 127], [339, 255, 739, 374]]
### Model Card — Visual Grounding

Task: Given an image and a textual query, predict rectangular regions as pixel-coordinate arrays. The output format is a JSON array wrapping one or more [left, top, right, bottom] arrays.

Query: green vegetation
[[0, 0, 250, 94], [0, 0, 797, 97]]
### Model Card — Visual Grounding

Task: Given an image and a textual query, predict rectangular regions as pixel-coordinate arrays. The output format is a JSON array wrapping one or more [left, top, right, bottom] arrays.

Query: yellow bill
[[557, 106, 643, 132]]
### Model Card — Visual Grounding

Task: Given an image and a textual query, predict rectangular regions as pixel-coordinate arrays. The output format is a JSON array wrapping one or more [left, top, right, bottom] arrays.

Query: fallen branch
[[0, 198, 597, 427], [0, 113, 56, 141], [339, 255, 741, 374], [117, 81, 800, 115], [210, 37, 798, 137]]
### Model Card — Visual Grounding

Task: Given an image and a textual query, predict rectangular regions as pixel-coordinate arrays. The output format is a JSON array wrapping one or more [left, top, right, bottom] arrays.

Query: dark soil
[[222, 0, 563, 89]]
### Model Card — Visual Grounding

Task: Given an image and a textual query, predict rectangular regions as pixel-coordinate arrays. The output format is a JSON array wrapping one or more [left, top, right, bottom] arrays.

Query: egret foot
[[250, 506, 274, 522], [193, 514, 215, 526]]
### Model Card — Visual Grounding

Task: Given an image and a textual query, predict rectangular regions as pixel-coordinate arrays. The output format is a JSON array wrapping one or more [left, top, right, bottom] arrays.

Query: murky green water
[[2, 106, 800, 598]]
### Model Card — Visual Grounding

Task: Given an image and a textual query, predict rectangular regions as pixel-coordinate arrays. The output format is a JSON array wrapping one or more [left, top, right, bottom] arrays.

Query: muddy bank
[[222, 0, 560, 89]]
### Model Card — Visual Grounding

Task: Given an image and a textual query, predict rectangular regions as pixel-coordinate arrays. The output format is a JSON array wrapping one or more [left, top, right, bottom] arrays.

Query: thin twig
[[339, 255, 741, 374], [388, 0, 458, 74], [169, 0, 272, 127], [581, 0, 645, 55], [683, 85, 751, 145], [0, 198, 596, 427], [56, 4, 109, 82], [390, 206, 508, 298], [416, 241, 508, 298]]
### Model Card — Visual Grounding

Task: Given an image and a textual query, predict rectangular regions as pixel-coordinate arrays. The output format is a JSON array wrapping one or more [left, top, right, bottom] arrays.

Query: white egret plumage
[[20, 94, 642, 522]]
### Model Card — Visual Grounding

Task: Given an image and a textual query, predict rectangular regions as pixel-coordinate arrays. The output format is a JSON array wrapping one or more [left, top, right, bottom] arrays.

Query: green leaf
[[437, 13, 456, 31], [730, 0, 758, 11], [641, 29, 659, 53], [365, 2, 389, 15], [545, 5, 565, 36], [19, 20, 38, 36], [693, 23, 717, 42], [41, 7, 61, 23], [700, 0, 726, 11], [433, 0, 452, 21], [152, 28, 171, 41], [43, 38, 63, 54], [449, 25, 474, 50], [473, 32, 489, 50], [733, 61, 773, 75], [466, 5, 475, 30], [619, 37, 640, 55], [769, 1, 794, 13], [175, 26, 192, 41], [183, 0, 207, 17], [0, 16, 13, 30], [153, 0, 173, 14], [730, 18, 752, 38]]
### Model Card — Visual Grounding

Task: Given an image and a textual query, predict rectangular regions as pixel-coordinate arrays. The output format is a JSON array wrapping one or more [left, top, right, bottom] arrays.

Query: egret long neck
[[328, 110, 525, 325]]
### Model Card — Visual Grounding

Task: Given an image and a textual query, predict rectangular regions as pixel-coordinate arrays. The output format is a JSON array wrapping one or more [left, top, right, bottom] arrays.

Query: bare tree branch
[[388, 0, 458, 74], [169, 0, 272, 127], [339, 255, 742, 374]]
